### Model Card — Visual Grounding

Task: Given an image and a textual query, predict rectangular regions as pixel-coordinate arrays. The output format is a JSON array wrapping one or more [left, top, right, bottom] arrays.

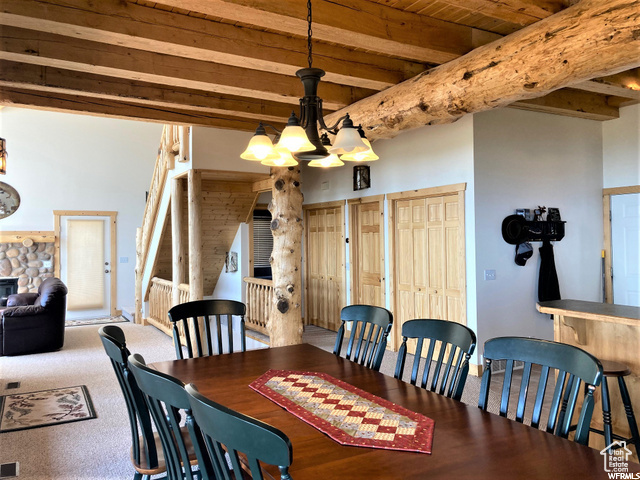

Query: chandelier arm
[[319, 111, 349, 135], [260, 123, 283, 135]]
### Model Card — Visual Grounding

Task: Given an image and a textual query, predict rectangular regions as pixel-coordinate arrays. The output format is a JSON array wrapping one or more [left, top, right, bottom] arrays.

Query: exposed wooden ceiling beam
[[151, 0, 501, 64], [0, 61, 294, 124], [326, 0, 640, 139], [574, 68, 640, 101], [0, 87, 278, 131], [0, 0, 427, 91], [510, 88, 619, 121], [425, 0, 566, 26], [0, 26, 374, 110]]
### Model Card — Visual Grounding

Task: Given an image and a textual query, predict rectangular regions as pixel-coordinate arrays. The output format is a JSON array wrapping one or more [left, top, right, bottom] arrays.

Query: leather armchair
[[0, 277, 68, 356]]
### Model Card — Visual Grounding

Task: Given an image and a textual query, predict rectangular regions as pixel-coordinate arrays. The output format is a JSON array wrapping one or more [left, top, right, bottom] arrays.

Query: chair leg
[[618, 376, 640, 450], [601, 377, 613, 449], [133, 473, 142, 480]]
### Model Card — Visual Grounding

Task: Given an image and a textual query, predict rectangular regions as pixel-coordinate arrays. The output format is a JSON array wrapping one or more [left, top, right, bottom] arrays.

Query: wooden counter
[[538, 299, 640, 460]]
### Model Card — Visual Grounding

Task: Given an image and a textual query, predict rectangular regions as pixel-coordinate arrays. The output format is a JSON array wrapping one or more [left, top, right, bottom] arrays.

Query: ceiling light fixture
[[240, 0, 378, 168]]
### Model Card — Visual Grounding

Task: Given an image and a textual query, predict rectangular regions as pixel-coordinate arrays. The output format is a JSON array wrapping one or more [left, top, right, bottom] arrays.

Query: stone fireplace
[[0, 242, 55, 293]]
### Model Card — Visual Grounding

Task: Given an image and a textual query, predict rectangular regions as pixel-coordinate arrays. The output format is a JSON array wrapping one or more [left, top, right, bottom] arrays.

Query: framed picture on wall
[[225, 251, 238, 273], [353, 165, 370, 191]]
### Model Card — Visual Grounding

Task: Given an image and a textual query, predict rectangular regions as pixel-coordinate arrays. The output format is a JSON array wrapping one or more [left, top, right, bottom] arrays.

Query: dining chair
[[127, 353, 201, 480], [185, 383, 293, 480], [168, 299, 247, 359], [394, 319, 477, 401], [98, 325, 162, 480], [333, 304, 393, 371], [478, 336, 603, 445]]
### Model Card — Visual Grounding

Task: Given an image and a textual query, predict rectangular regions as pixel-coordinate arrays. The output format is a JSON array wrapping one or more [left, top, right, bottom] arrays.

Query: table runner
[[249, 369, 434, 454]]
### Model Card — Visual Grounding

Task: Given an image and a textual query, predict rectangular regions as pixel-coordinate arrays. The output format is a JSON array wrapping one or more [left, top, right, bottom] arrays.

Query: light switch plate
[[484, 269, 496, 281]]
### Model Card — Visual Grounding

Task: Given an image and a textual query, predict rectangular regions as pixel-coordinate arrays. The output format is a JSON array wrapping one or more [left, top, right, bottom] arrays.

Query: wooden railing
[[147, 277, 189, 337], [244, 277, 273, 336]]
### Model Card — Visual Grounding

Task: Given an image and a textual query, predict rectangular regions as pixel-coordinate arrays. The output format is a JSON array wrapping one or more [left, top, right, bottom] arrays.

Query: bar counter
[[538, 299, 640, 461]]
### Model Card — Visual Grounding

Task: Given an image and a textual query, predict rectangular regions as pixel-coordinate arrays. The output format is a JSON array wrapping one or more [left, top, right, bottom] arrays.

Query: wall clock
[[0, 182, 20, 219]]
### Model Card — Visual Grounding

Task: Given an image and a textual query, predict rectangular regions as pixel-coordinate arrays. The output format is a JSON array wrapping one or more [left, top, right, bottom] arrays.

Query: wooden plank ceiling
[[0, 0, 638, 134]]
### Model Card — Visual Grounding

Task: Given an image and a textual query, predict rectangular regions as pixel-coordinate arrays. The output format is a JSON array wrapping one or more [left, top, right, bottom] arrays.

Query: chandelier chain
[[307, 0, 313, 68]]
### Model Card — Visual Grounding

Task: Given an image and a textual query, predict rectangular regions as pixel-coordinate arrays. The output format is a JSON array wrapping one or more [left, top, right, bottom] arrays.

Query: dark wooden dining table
[[151, 343, 639, 479]]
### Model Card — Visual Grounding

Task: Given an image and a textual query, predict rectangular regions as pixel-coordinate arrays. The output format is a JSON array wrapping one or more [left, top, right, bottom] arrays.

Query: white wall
[[211, 223, 249, 302], [603, 104, 640, 188], [473, 108, 604, 350], [301, 115, 479, 341], [0, 107, 162, 311], [191, 126, 270, 174]]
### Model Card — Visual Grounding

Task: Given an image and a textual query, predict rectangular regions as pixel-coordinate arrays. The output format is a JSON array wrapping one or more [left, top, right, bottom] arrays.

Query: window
[[253, 210, 273, 278]]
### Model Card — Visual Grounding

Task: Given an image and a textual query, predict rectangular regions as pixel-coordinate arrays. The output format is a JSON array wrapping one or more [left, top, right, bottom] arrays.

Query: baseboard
[[469, 363, 483, 377]]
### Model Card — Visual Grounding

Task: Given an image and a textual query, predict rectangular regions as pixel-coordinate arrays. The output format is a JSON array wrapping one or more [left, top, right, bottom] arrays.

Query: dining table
[[151, 343, 640, 479]]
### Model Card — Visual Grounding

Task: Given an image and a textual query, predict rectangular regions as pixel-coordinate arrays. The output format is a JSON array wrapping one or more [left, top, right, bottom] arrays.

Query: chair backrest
[[168, 299, 247, 359], [185, 384, 293, 480], [394, 319, 476, 400], [478, 336, 603, 445], [333, 305, 393, 371], [98, 326, 159, 471], [127, 353, 199, 480]]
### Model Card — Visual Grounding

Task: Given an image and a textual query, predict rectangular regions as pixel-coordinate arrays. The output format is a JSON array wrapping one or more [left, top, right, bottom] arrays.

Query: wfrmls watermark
[[601, 441, 639, 479]]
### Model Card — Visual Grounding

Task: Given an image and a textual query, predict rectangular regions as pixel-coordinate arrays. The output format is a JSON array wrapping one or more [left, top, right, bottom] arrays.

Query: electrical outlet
[[484, 269, 496, 281]]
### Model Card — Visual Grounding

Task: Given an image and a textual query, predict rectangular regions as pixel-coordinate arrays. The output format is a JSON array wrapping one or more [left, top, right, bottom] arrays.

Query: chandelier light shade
[[240, 123, 280, 161], [340, 127, 379, 162], [327, 114, 368, 155], [308, 155, 344, 168], [0, 138, 6, 175], [239, 0, 378, 168], [261, 147, 299, 167], [278, 113, 316, 153]]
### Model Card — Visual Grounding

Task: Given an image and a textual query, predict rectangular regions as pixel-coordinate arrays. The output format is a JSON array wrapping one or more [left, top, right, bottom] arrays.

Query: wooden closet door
[[304, 203, 345, 331], [349, 197, 385, 308], [391, 188, 466, 352]]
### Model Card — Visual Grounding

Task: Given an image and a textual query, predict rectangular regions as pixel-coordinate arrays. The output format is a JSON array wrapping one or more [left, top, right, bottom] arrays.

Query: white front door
[[611, 193, 640, 306], [60, 216, 112, 319]]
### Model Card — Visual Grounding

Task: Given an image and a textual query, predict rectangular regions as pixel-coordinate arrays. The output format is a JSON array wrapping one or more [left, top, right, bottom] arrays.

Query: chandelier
[[240, 0, 378, 168]]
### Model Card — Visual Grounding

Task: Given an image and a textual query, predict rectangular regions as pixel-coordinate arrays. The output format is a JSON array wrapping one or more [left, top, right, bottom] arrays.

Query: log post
[[268, 166, 304, 347], [171, 176, 186, 306], [134, 227, 144, 325], [188, 169, 203, 301]]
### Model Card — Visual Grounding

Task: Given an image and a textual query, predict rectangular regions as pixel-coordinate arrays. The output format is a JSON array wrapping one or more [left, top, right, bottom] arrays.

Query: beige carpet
[[0, 323, 551, 479]]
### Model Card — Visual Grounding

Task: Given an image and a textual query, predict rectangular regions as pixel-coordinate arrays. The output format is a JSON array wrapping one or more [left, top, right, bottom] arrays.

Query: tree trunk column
[[172, 176, 186, 306], [269, 166, 303, 347], [188, 169, 203, 301]]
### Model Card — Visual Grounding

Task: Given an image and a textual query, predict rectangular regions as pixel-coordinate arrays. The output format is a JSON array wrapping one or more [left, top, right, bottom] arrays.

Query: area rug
[[0, 385, 96, 433], [250, 369, 435, 454], [65, 315, 128, 327]]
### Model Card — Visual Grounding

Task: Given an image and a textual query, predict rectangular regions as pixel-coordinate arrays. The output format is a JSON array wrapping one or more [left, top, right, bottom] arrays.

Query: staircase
[[135, 125, 271, 335]]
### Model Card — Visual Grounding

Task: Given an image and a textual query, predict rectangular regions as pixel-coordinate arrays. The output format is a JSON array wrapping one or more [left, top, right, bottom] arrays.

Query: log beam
[[0, 26, 373, 110], [152, 0, 501, 64], [574, 68, 640, 101], [188, 170, 203, 302], [0, 0, 427, 90], [0, 87, 279, 132], [268, 167, 303, 346], [325, 0, 640, 140], [510, 88, 619, 121], [0, 61, 294, 124]]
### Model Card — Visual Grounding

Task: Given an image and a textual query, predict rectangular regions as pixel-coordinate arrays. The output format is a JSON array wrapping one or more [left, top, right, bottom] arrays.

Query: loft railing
[[147, 277, 189, 337], [244, 277, 272, 336]]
